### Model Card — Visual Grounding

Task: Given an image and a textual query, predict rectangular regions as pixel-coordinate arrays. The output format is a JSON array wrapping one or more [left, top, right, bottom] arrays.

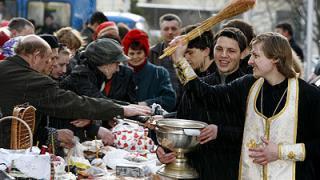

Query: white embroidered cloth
[[0, 148, 50, 180]]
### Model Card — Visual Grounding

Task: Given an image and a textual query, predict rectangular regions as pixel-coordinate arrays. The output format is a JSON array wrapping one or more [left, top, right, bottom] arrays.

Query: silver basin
[[155, 119, 207, 179]]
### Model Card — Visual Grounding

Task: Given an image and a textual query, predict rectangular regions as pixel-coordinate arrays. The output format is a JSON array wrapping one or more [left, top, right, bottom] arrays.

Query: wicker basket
[[10, 104, 36, 150], [0, 116, 35, 179], [0, 115, 33, 152], [0, 110, 52, 179]]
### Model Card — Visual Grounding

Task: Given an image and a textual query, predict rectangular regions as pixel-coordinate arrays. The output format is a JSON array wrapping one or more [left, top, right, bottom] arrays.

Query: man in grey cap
[[84, 38, 128, 79], [62, 38, 135, 107], [85, 38, 129, 64]]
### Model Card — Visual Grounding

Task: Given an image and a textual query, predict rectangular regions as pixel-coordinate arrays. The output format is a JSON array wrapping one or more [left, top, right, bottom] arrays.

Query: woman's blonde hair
[[291, 49, 303, 77], [55, 27, 83, 51]]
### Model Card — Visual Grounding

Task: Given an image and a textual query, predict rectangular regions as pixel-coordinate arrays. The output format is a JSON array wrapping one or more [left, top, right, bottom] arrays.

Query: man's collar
[[9, 55, 31, 68]]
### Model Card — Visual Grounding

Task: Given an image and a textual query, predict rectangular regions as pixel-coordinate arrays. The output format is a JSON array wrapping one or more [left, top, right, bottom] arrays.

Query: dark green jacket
[[0, 55, 123, 148]]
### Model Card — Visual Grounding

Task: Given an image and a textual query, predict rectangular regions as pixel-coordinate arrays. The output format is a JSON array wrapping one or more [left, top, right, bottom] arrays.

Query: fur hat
[[121, 29, 149, 57]]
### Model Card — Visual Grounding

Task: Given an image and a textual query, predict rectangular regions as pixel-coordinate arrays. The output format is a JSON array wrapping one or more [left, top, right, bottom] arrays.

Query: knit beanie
[[93, 21, 118, 40]]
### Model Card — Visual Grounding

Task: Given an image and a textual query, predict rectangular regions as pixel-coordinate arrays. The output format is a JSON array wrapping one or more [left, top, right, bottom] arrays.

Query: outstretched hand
[[123, 104, 152, 117]]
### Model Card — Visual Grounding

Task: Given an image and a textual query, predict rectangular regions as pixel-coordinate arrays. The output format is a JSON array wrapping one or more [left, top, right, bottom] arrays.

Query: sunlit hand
[[57, 129, 75, 149], [123, 104, 152, 117], [198, 124, 218, 144], [156, 146, 176, 164], [138, 101, 148, 106], [249, 137, 279, 165], [169, 35, 188, 64], [128, 104, 151, 110], [70, 119, 91, 127], [97, 127, 114, 146]]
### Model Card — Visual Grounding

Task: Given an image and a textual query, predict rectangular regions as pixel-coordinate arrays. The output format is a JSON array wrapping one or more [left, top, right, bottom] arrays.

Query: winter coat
[[43, 77, 101, 144], [81, 27, 94, 45], [133, 61, 176, 112], [290, 38, 304, 62], [178, 69, 245, 180], [149, 42, 182, 109], [61, 60, 137, 104], [0, 55, 123, 148], [185, 75, 320, 180], [177, 68, 245, 123]]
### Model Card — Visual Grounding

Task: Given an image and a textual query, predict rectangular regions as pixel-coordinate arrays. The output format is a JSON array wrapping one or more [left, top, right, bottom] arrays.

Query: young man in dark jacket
[[158, 27, 248, 180], [176, 25, 216, 121]]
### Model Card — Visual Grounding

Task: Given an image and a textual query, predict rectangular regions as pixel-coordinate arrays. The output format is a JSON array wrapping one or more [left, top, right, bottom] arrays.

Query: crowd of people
[[0, 9, 319, 180]]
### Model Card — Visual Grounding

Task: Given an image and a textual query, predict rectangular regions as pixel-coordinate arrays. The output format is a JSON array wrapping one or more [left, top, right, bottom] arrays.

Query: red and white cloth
[[112, 123, 154, 152]]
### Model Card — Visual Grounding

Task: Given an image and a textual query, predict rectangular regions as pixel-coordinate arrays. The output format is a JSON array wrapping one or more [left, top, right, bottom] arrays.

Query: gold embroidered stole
[[239, 78, 299, 180]]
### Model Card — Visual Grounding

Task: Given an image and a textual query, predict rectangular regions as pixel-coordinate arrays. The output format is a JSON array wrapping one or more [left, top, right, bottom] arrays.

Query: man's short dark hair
[[275, 22, 293, 36], [45, 14, 54, 20], [181, 24, 214, 59], [214, 27, 247, 53], [223, 19, 256, 44], [159, 13, 182, 27], [8, 17, 34, 32], [90, 11, 108, 25], [117, 23, 130, 40]]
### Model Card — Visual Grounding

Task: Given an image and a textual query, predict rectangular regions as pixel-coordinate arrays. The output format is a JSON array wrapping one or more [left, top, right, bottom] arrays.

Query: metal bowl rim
[[156, 119, 208, 129]]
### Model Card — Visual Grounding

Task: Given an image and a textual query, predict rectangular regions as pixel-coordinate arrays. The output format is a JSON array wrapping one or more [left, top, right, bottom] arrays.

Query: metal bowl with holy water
[[155, 119, 207, 179]]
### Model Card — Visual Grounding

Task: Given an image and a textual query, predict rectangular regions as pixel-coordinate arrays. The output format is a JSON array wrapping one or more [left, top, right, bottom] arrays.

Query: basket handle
[[0, 116, 33, 152]]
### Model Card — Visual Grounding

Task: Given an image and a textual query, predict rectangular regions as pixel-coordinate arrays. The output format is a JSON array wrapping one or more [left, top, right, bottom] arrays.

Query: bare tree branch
[[264, 0, 275, 27], [284, 0, 320, 53], [284, 0, 307, 23]]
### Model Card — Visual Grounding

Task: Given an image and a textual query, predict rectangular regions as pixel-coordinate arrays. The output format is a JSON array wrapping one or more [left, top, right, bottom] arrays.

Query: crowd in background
[[0, 9, 320, 180]]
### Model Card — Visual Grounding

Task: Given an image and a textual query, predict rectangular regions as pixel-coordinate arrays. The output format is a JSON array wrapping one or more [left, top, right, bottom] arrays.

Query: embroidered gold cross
[[287, 151, 296, 160], [246, 139, 257, 149]]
